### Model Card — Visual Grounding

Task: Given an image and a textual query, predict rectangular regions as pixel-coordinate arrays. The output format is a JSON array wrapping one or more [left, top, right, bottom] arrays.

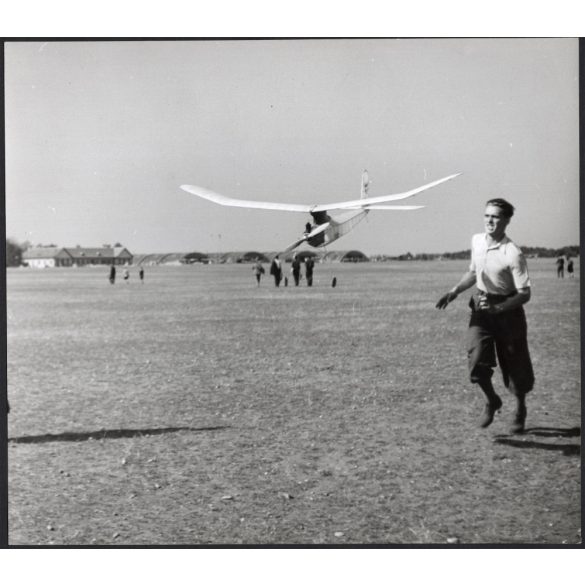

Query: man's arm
[[493, 249, 531, 313], [436, 270, 477, 309], [487, 287, 530, 314]]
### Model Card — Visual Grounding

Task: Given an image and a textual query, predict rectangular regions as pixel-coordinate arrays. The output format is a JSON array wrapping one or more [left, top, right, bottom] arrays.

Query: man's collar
[[485, 233, 509, 249]]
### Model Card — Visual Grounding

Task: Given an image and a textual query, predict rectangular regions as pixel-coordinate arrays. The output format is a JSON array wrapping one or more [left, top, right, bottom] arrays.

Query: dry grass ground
[[6, 259, 581, 545]]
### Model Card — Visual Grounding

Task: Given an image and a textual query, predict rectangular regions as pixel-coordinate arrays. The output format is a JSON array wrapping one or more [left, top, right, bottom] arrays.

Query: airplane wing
[[181, 172, 460, 213], [310, 173, 461, 212], [180, 184, 311, 213], [343, 205, 425, 210]]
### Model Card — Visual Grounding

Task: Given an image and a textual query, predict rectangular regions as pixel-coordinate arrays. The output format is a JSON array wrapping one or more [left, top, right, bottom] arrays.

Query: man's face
[[484, 204, 510, 240]]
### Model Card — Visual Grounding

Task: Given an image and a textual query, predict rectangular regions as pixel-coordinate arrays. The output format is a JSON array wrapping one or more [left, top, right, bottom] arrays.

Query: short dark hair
[[486, 198, 515, 218]]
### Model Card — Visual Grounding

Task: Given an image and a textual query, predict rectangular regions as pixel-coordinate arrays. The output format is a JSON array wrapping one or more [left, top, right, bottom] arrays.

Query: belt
[[476, 290, 515, 302]]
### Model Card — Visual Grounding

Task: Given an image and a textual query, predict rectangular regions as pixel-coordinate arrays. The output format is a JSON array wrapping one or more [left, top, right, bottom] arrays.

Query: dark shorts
[[467, 292, 535, 395]]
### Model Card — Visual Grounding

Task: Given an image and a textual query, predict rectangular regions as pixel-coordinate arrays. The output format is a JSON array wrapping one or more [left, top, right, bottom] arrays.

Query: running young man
[[436, 198, 534, 433]]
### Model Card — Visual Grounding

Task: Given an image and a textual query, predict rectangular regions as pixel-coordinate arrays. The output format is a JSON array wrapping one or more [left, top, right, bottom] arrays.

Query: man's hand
[[485, 303, 505, 315], [477, 295, 491, 311], [436, 291, 458, 309]]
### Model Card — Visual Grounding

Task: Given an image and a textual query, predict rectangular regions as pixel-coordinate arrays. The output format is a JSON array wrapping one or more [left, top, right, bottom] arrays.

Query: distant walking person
[[123, 268, 130, 283], [252, 260, 265, 286], [291, 254, 302, 286], [556, 255, 565, 278], [270, 255, 283, 287], [139, 266, 145, 283], [109, 264, 116, 285], [436, 198, 534, 434], [567, 257, 574, 278], [305, 256, 315, 286]]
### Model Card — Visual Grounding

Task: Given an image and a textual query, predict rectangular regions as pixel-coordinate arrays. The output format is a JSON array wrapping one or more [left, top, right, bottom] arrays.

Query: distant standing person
[[566, 257, 574, 278], [305, 256, 315, 287], [291, 254, 302, 286], [252, 260, 265, 286], [436, 198, 534, 434], [123, 268, 130, 282], [270, 255, 283, 287], [109, 264, 116, 285], [556, 255, 565, 278], [139, 266, 145, 283]]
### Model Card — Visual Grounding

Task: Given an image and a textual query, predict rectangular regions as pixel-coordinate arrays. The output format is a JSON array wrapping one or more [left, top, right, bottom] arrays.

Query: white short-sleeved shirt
[[470, 233, 531, 295]]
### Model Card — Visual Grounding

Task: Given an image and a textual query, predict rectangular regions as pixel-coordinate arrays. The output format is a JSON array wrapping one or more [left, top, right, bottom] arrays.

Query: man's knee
[[506, 369, 535, 396], [469, 363, 494, 384]]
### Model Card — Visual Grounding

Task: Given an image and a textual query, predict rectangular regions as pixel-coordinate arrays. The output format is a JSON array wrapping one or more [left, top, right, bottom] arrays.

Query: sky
[[4, 38, 580, 256]]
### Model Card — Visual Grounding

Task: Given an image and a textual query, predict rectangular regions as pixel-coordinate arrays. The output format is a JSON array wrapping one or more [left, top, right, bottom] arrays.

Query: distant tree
[[520, 245, 579, 259], [114, 242, 123, 247], [442, 250, 470, 260], [6, 239, 23, 267], [559, 246, 579, 258]]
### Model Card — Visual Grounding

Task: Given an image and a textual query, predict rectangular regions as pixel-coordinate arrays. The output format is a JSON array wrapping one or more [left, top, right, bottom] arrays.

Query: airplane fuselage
[[307, 209, 369, 248]]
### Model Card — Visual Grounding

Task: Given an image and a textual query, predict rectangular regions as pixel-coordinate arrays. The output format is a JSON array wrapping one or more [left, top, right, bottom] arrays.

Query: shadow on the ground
[[8, 426, 229, 444], [524, 426, 581, 438], [494, 426, 581, 457]]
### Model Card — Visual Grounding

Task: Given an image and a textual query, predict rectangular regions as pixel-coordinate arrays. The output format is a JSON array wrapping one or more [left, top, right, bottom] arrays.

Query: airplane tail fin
[[361, 170, 370, 199]]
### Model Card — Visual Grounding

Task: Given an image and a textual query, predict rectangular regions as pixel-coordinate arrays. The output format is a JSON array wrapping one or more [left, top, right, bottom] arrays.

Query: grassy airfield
[[6, 259, 580, 545]]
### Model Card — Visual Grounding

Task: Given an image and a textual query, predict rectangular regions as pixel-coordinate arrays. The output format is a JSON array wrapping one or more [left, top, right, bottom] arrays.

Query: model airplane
[[181, 170, 461, 252]]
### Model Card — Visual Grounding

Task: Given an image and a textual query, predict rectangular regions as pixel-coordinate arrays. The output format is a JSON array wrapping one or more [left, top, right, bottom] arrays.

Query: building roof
[[22, 246, 133, 260], [321, 250, 368, 262], [64, 247, 132, 259], [22, 247, 65, 259], [133, 253, 193, 265]]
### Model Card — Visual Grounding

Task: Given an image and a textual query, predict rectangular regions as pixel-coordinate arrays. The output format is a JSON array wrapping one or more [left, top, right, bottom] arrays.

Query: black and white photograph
[[3, 37, 580, 552]]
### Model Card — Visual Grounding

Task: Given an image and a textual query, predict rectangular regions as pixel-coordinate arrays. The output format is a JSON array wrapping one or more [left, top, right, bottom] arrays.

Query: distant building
[[132, 253, 199, 266], [65, 246, 133, 267], [22, 246, 133, 268], [340, 250, 370, 263], [321, 250, 369, 263], [182, 252, 211, 264], [22, 247, 72, 268], [239, 251, 269, 263]]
